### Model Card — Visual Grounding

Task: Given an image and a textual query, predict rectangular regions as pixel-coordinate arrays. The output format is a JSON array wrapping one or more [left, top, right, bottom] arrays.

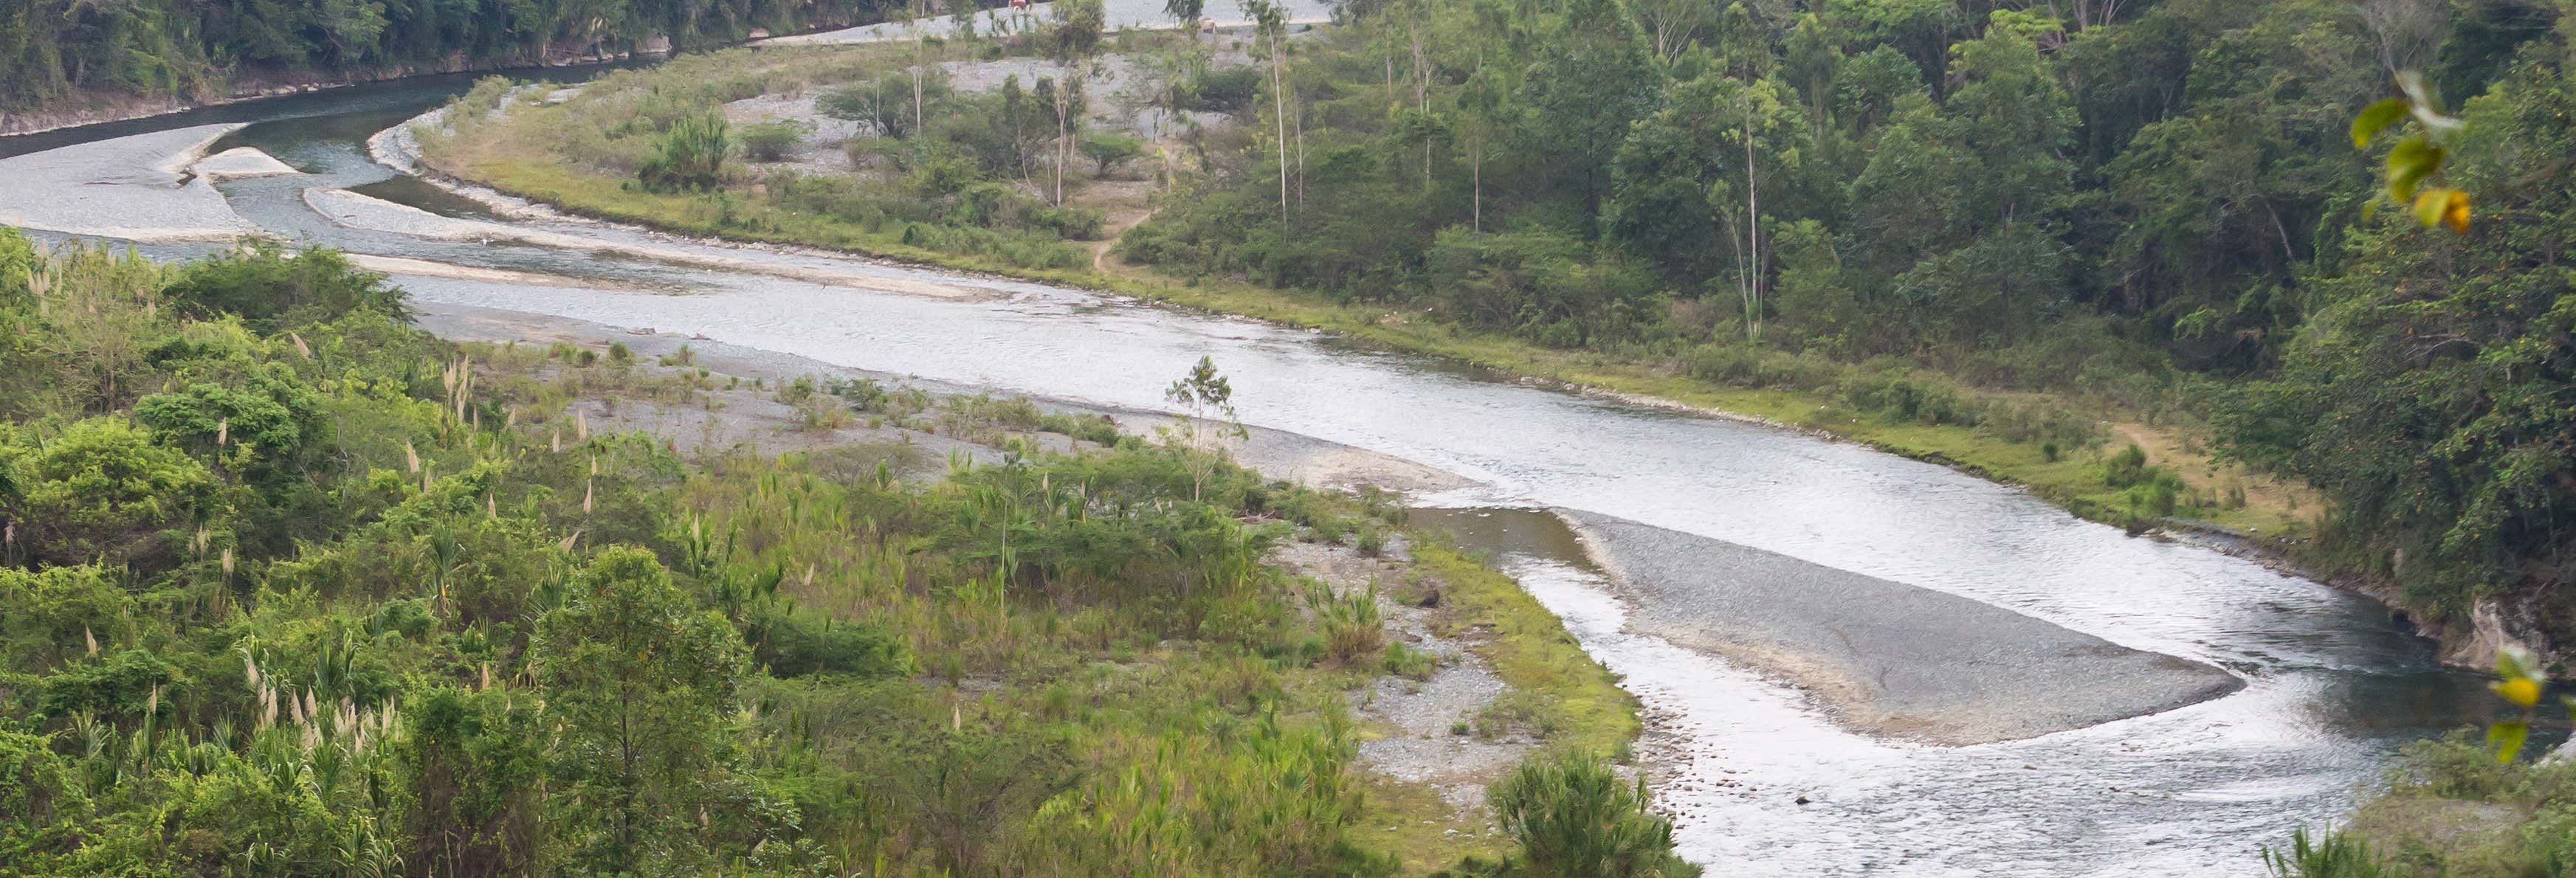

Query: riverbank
[[409, 298, 1649, 872], [405, 51, 2333, 552]]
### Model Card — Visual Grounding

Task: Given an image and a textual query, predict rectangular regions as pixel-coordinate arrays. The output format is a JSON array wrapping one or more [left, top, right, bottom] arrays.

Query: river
[[0, 62, 2516, 876]]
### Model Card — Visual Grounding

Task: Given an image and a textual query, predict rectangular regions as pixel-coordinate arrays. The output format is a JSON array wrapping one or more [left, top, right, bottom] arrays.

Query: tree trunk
[[1272, 53, 1288, 222], [1743, 115, 1761, 342]]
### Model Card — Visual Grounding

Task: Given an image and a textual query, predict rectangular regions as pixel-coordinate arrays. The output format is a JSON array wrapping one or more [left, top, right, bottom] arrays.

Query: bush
[[1315, 586, 1383, 667], [637, 112, 729, 193], [2262, 826, 2389, 878], [7, 417, 218, 569], [1484, 750, 1699, 877], [737, 120, 808, 162], [1844, 372, 1975, 426], [0, 566, 134, 672], [166, 241, 407, 329], [1183, 67, 1262, 111], [2103, 443, 2150, 488], [748, 607, 911, 678]]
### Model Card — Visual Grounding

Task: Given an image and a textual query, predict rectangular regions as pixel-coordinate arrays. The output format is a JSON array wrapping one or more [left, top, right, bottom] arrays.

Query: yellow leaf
[[2412, 187, 2456, 229], [2442, 189, 2471, 234], [2496, 676, 2542, 708]]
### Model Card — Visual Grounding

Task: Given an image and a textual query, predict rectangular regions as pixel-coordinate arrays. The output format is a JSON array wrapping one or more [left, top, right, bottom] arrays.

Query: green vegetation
[[1456, 750, 1700, 878], [0, 0, 897, 116], [0, 227, 1679, 874], [415, 18, 1196, 272], [282, 0, 2569, 671], [2267, 734, 2576, 877], [1106, 0, 2576, 644]]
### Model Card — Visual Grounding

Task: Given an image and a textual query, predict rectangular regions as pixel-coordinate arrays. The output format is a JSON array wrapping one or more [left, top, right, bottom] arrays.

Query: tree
[[1609, 69, 1810, 338], [1515, 0, 1661, 224], [1243, 0, 1292, 221], [1039, 74, 1089, 205], [1162, 356, 1247, 501], [534, 547, 752, 873], [1165, 0, 1206, 35], [1079, 131, 1145, 176], [2217, 50, 2576, 621], [1456, 66, 1516, 232], [6, 417, 217, 570], [1845, 21, 2076, 345], [1049, 0, 1105, 61]]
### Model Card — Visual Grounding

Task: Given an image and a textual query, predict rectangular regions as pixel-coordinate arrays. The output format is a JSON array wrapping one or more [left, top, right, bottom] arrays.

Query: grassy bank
[[421, 75, 2314, 547]]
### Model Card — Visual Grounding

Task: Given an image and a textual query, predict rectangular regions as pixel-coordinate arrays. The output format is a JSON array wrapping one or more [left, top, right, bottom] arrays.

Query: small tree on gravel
[[1161, 355, 1247, 501]]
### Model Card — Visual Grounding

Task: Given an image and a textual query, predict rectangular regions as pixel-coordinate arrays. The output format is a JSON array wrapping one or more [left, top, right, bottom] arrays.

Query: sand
[[0, 124, 266, 241]]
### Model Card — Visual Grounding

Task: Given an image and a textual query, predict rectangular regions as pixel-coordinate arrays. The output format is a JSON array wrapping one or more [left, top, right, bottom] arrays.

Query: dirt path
[[1082, 178, 1157, 273]]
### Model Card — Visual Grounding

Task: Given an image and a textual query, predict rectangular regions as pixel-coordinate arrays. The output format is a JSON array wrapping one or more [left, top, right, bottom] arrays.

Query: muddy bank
[[1561, 510, 2245, 745]]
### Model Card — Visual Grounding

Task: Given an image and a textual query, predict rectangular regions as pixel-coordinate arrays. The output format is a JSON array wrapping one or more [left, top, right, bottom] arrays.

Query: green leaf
[[2386, 137, 2444, 202], [2498, 645, 2534, 680], [2490, 719, 2530, 763], [2352, 98, 2408, 148]]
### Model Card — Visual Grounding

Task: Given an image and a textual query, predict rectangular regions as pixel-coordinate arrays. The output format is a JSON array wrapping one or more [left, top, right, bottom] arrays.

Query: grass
[[1357, 771, 1509, 873], [1412, 542, 1639, 759]]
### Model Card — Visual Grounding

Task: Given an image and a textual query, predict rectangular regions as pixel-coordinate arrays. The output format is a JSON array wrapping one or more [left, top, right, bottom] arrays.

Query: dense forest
[[1117, 0, 2576, 642], [0, 0, 903, 114], [0, 229, 1695, 875]]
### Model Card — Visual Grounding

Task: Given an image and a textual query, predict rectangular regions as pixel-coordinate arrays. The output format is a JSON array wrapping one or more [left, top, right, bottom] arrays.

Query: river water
[[1, 66, 2517, 876]]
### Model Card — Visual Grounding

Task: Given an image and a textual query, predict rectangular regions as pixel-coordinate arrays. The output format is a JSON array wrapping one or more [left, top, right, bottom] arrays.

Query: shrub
[[748, 607, 911, 678], [1315, 586, 1383, 667], [166, 241, 407, 328], [2104, 443, 2150, 488], [737, 120, 807, 162], [1485, 750, 1699, 877], [637, 112, 729, 193], [8, 418, 218, 569], [2262, 826, 2389, 878], [1183, 67, 1262, 111], [1844, 372, 1976, 426], [0, 566, 134, 671]]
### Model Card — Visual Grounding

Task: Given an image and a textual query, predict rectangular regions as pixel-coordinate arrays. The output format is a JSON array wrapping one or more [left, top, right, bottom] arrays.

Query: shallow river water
[[1, 69, 2522, 875]]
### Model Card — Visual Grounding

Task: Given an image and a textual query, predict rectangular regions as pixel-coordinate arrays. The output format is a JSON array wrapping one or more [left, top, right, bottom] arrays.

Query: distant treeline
[[1123, 0, 2576, 636], [0, 0, 901, 112]]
